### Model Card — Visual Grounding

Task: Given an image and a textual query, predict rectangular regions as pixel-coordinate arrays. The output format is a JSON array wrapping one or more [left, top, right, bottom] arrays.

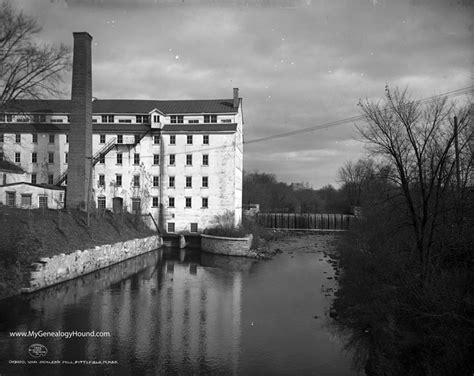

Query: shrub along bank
[[0, 206, 156, 300], [332, 200, 474, 376]]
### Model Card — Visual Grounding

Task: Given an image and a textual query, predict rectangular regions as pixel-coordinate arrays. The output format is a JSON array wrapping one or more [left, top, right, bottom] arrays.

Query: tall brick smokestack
[[66, 32, 93, 209]]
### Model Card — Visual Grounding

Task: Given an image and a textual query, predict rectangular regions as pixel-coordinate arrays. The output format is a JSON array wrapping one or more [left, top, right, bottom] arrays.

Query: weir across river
[[256, 213, 355, 231]]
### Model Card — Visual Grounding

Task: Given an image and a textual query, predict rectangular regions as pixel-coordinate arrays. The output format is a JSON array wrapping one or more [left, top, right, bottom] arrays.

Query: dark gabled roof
[[0, 160, 25, 174], [3, 100, 71, 114], [3, 98, 240, 115]]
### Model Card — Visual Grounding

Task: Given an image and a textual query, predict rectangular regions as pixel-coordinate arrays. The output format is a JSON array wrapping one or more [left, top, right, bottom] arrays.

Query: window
[[190, 223, 198, 233], [133, 175, 140, 187], [21, 194, 32, 206], [152, 197, 159, 207], [48, 175, 54, 185], [133, 153, 140, 165], [119, 119, 132, 123], [221, 119, 232, 123], [132, 198, 141, 213], [134, 134, 140, 144], [153, 115, 160, 123], [51, 119, 63, 123], [188, 119, 199, 124], [15, 133, 21, 143], [34, 114, 46, 123], [0, 133, 3, 142], [204, 115, 217, 123], [169, 154, 175, 165], [98, 154, 105, 164], [49, 134, 55, 144], [202, 197, 208, 208], [48, 152, 54, 164], [169, 176, 175, 188], [97, 196, 106, 209], [136, 115, 149, 123], [168, 197, 175, 208], [32, 153, 37, 163], [15, 152, 20, 163], [100, 134, 106, 144], [186, 176, 192, 188], [67, 116, 70, 123], [117, 134, 123, 144], [31, 174, 37, 184], [115, 174, 122, 187], [5, 114, 12, 122], [153, 176, 159, 187], [202, 176, 208, 188], [202, 154, 209, 166], [186, 154, 192, 166], [65, 152, 68, 164], [39, 196, 48, 208], [170, 135, 176, 145], [32, 133, 38, 143], [170, 115, 183, 124], [203, 135, 209, 144], [98, 174, 105, 186], [66, 134, 69, 143], [153, 135, 160, 144], [153, 154, 159, 165], [102, 115, 114, 123], [116, 153, 122, 164], [168, 222, 175, 233], [185, 197, 192, 208], [187, 135, 193, 144], [6, 192, 15, 207]]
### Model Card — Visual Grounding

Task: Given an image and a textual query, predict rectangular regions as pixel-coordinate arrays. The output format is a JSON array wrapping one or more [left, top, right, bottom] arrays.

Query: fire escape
[[54, 129, 151, 186]]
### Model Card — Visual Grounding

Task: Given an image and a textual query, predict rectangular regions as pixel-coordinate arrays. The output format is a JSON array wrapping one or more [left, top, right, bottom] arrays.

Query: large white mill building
[[0, 33, 244, 234]]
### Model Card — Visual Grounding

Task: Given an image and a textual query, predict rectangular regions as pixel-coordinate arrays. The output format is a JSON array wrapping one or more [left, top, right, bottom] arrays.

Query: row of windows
[[5, 192, 53, 208], [12, 151, 209, 167], [167, 222, 199, 233], [166, 196, 209, 209], [30, 174, 54, 185], [0, 133, 59, 144], [96, 196, 208, 213], [106, 153, 209, 166], [1, 114, 233, 125], [97, 175, 209, 188], [1, 133, 212, 146]]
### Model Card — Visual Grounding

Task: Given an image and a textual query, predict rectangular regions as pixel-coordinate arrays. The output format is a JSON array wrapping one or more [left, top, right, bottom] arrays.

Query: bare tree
[[0, 1, 70, 110], [337, 158, 376, 206], [357, 86, 472, 282]]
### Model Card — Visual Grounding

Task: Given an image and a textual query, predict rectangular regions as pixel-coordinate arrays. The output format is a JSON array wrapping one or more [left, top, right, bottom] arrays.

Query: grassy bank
[[332, 203, 474, 375], [0, 206, 156, 300]]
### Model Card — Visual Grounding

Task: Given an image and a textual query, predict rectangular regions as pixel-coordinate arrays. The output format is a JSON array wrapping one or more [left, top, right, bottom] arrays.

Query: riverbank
[[0, 206, 156, 300]]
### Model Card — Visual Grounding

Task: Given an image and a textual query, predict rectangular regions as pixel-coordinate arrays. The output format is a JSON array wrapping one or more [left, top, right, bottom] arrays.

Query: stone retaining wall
[[201, 234, 253, 257], [22, 235, 162, 293]]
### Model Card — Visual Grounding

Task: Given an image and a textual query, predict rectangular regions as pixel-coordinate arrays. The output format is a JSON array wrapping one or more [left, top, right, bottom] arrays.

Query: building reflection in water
[[0, 248, 255, 375]]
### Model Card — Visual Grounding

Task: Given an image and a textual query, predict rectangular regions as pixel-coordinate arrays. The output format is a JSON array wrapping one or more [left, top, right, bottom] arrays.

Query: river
[[0, 241, 356, 375]]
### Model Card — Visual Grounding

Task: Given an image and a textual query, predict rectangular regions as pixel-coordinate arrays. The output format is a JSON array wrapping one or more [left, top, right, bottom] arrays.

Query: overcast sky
[[17, 0, 473, 188]]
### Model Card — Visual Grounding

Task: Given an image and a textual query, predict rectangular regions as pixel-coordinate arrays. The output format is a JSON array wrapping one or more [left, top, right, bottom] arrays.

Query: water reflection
[[0, 247, 355, 376]]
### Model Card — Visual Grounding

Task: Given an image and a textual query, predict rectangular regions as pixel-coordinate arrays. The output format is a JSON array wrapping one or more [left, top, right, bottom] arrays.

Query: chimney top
[[233, 88, 239, 108], [73, 32, 93, 40]]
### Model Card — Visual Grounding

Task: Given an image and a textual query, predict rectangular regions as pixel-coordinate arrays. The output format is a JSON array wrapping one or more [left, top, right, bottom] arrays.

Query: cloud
[[15, 0, 473, 188]]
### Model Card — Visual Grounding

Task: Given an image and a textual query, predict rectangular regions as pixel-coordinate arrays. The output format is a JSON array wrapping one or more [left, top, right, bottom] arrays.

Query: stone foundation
[[22, 235, 162, 293], [201, 234, 253, 257]]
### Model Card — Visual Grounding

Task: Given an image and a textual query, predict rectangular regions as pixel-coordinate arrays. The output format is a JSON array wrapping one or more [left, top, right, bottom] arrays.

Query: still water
[[0, 246, 356, 376]]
